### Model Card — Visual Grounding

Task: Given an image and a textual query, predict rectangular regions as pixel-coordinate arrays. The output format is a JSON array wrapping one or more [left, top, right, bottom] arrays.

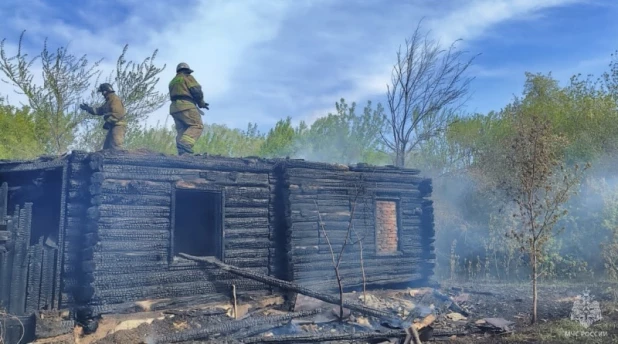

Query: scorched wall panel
[[283, 161, 435, 291], [81, 151, 275, 317]]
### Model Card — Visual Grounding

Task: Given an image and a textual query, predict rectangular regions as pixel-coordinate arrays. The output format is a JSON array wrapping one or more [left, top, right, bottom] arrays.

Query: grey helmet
[[176, 62, 194, 73]]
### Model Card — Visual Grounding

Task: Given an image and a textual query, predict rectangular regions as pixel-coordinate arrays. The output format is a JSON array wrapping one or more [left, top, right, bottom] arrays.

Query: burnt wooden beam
[[242, 329, 408, 343], [91, 150, 273, 173], [178, 253, 398, 322]]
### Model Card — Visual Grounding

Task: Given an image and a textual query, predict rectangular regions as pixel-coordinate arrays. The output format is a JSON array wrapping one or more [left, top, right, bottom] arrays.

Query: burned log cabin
[[0, 150, 435, 331]]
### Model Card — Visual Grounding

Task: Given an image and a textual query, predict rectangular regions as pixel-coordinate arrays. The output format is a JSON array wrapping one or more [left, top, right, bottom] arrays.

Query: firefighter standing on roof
[[80, 83, 127, 150], [169, 62, 209, 155]]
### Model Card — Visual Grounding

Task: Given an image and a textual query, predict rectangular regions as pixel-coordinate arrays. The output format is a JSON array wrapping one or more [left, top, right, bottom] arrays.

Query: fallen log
[[241, 327, 436, 344], [179, 253, 398, 323], [163, 308, 227, 317], [241, 330, 406, 343]]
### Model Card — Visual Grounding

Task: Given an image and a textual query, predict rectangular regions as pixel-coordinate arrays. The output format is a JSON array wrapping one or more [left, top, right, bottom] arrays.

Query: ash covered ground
[[31, 280, 618, 344]]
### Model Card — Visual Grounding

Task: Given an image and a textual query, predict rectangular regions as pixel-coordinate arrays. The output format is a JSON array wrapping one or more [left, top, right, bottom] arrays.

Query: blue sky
[[0, 0, 616, 133]]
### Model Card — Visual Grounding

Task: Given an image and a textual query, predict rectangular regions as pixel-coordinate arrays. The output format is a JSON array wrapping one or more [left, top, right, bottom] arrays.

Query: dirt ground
[[30, 280, 618, 344]]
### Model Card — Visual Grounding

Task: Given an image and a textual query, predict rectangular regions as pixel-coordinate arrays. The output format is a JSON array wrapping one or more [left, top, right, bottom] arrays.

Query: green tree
[[0, 31, 168, 154], [294, 99, 389, 165], [259, 117, 297, 158], [195, 123, 264, 157], [0, 31, 101, 154], [0, 99, 42, 159], [500, 113, 587, 323], [123, 120, 176, 154]]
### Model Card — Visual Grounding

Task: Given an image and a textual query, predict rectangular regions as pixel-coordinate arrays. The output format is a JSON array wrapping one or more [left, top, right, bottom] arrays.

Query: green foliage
[[587, 177, 618, 280], [124, 120, 176, 154], [195, 123, 264, 157], [259, 117, 296, 158], [0, 100, 42, 159], [0, 31, 101, 154], [298, 99, 389, 165]]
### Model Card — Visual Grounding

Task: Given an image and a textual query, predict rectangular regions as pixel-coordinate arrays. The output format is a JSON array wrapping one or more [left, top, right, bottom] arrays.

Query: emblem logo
[[570, 289, 603, 328]]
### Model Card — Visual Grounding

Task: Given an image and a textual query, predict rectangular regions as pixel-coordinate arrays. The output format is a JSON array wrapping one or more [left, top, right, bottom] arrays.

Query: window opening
[[173, 188, 223, 259]]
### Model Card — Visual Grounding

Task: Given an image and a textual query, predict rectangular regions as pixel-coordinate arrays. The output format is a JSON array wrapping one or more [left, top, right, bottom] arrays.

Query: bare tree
[[0, 31, 101, 154], [502, 113, 588, 323], [314, 185, 366, 321], [382, 19, 478, 167]]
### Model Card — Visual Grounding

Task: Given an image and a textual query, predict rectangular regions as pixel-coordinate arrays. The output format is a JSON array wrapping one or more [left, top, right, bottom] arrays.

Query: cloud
[[327, 0, 587, 119], [0, 0, 603, 134], [427, 0, 583, 45]]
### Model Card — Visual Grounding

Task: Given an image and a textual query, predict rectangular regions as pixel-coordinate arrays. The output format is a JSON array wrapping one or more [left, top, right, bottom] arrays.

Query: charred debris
[[0, 149, 437, 343]]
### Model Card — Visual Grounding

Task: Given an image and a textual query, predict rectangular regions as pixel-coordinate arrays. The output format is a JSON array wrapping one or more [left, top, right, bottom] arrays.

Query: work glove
[[198, 100, 209, 110], [80, 103, 95, 115]]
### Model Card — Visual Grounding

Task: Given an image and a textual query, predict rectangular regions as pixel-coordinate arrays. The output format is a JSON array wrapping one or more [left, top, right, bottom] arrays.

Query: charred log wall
[[280, 160, 435, 291], [0, 154, 77, 315], [80, 151, 277, 318]]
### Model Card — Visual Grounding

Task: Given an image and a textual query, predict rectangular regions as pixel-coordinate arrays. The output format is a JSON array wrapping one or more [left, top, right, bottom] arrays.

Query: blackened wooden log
[[89, 281, 220, 304], [225, 229, 269, 240], [286, 168, 423, 182], [91, 269, 233, 289], [225, 239, 271, 250], [94, 194, 171, 207], [97, 179, 172, 195], [224, 207, 269, 218], [97, 217, 170, 230], [82, 257, 166, 273], [241, 329, 407, 343], [97, 228, 170, 241], [222, 249, 269, 259], [163, 308, 228, 317], [274, 160, 349, 171], [0, 215, 19, 309], [85, 293, 230, 316], [0, 182, 7, 220], [152, 309, 322, 343], [25, 240, 44, 312], [101, 165, 271, 186], [9, 204, 31, 315], [91, 239, 168, 252], [0, 156, 65, 172], [40, 246, 56, 309], [97, 205, 171, 218], [349, 163, 420, 174], [95, 150, 272, 169], [94, 151, 273, 172], [178, 253, 396, 321], [225, 197, 269, 208]]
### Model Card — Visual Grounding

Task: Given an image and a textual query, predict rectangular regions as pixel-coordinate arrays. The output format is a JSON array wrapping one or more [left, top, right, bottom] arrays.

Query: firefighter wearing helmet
[[168, 62, 210, 155], [79, 83, 127, 150]]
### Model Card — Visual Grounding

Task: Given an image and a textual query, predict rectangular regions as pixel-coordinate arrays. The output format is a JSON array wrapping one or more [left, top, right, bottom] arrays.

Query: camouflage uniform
[[169, 63, 209, 155]]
